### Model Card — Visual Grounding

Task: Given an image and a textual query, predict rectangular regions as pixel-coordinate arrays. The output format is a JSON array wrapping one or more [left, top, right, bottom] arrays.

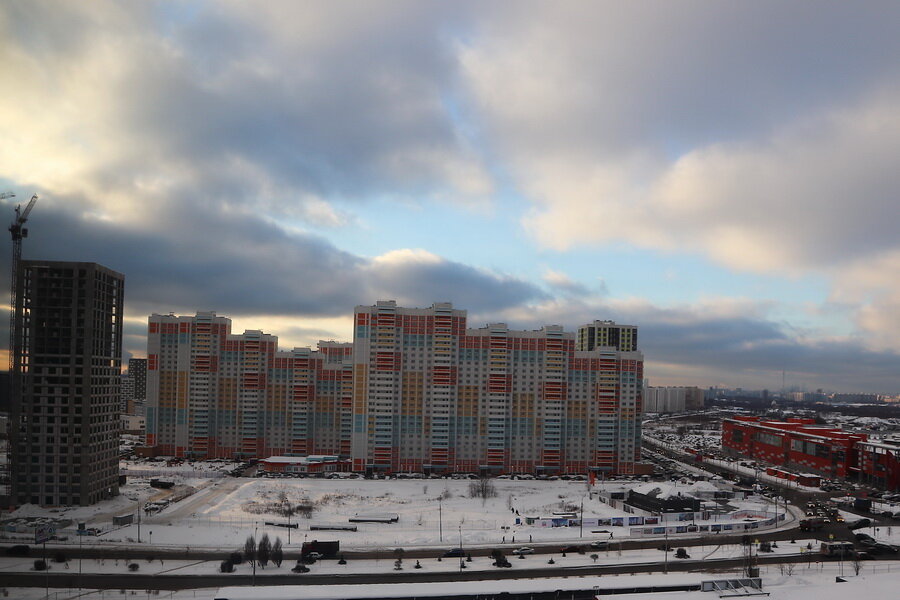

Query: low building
[[627, 482, 702, 513], [259, 455, 350, 475]]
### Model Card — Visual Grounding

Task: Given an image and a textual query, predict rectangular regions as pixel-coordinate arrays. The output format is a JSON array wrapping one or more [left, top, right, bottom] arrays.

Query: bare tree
[[469, 476, 497, 505]]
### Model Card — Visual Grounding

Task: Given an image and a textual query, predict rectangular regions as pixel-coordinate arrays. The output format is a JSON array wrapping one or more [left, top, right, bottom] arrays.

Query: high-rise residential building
[[576, 320, 638, 352], [351, 301, 643, 474], [120, 373, 134, 413], [145, 303, 644, 475], [9, 261, 123, 507], [146, 312, 352, 458], [128, 357, 147, 405]]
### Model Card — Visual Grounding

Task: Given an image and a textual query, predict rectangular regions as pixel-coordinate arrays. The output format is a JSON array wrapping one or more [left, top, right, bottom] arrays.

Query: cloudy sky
[[2, 1, 900, 393]]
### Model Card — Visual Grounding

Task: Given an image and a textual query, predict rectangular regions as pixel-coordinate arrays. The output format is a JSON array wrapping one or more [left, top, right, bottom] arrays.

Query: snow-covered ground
[[2, 476, 795, 551]]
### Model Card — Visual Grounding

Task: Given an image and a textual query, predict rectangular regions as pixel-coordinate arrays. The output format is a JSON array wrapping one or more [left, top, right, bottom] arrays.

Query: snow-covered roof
[[261, 455, 342, 464]]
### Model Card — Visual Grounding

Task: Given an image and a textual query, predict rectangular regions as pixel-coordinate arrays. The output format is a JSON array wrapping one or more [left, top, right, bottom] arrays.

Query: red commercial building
[[721, 416, 867, 481], [856, 438, 900, 492]]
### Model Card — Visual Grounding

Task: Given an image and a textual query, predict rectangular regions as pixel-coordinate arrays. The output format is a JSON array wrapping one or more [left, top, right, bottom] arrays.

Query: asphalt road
[[2, 551, 885, 591]]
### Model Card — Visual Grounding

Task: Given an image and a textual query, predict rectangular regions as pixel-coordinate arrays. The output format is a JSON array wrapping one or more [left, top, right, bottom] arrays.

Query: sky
[[2, 1, 900, 394]]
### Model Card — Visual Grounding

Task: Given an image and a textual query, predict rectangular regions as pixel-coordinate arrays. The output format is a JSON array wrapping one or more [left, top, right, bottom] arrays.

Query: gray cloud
[[3, 197, 545, 320]]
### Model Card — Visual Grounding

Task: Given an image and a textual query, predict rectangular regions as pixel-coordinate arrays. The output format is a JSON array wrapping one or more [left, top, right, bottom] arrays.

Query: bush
[[338, 555, 347, 565], [6, 545, 30, 557], [33, 559, 47, 571], [291, 563, 310, 573], [128, 563, 140, 571], [220, 560, 234, 573]]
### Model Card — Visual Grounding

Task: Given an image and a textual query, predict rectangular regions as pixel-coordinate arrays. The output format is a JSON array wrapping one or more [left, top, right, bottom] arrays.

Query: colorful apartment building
[[146, 303, 644, 475], [721, 416, 867, 480], [146, 312, 352, 459], [350, 301, 642, 475]]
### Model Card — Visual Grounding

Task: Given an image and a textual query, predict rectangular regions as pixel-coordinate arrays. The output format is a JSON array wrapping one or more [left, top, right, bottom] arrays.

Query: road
[[150, 477, 246, 522], [2, 551, 887, 591]]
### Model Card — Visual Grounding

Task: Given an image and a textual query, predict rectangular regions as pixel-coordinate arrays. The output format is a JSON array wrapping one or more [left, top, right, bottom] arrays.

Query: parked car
[[560, 545, 585, 554], [511, 547, 535, 555], [442, 548, 465, 558]]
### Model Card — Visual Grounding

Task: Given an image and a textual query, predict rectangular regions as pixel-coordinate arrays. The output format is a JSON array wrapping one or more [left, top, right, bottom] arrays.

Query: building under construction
[[8, 261, 124, 506]]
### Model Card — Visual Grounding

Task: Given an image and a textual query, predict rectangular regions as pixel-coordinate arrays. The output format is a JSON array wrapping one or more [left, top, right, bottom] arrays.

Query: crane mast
[[8, 194, 37, 372]]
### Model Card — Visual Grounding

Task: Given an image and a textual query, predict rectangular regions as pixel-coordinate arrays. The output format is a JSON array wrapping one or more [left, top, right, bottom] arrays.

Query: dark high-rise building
[[10, 261, 124, 506], [127, 357, 147, 411]]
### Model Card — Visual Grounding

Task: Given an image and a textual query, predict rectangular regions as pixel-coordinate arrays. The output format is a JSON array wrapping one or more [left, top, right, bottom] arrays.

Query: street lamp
[[663, 519, 669, 574], [253, 522, 258, 586], [458, 525, 463, 572], [580, 497, 585, 538]]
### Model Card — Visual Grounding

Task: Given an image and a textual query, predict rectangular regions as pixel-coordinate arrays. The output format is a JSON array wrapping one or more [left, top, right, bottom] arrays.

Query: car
[[560, 545, 585, 554], [304, 552, 324, 560], [442, 548, 465, 558], [589, 540, 609, 549], [511, 547, 535, 555], [869, 543, 899, 555], [847, 518, 873, 530]]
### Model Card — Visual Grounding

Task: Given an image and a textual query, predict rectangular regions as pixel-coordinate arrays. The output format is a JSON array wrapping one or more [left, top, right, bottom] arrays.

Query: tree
[[590, 554, 599, 563], [468, 476, 497, 505], [272, 537, 283, 567], [257, 534, 271, 568], [244, 535, 257, 567]]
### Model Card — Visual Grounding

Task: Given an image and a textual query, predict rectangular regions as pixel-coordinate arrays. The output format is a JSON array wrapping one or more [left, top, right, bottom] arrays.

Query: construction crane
[[8, 193, 37, 371]]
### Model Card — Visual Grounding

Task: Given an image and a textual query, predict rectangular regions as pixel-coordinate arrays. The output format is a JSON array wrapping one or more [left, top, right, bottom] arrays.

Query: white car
[[511, 547, 534, 555]]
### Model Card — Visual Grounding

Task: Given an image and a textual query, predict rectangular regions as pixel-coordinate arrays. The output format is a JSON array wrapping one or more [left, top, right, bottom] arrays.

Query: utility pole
[[438, 497, 443, 542]]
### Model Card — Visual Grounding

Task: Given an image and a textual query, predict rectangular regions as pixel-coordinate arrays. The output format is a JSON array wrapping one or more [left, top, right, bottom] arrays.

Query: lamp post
[[438, 497, 443, 542], [663, 521, 669, 574], [580, 497, 585, 538], [458, 525, 463, 572], [253, 522, 258, 586]]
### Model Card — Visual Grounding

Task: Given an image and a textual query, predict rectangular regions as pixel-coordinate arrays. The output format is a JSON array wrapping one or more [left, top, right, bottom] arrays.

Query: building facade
[[576, 320, 638, 352], [146, 303, 643, 475], [351, 301, 643, 474], [721, 416, 867, 480], [642, 386, 704, 413], [857, 438, 900, 491], [9, 261, 123, 507], [127, 357, 147, 414], [146, 312, 352, 459]]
